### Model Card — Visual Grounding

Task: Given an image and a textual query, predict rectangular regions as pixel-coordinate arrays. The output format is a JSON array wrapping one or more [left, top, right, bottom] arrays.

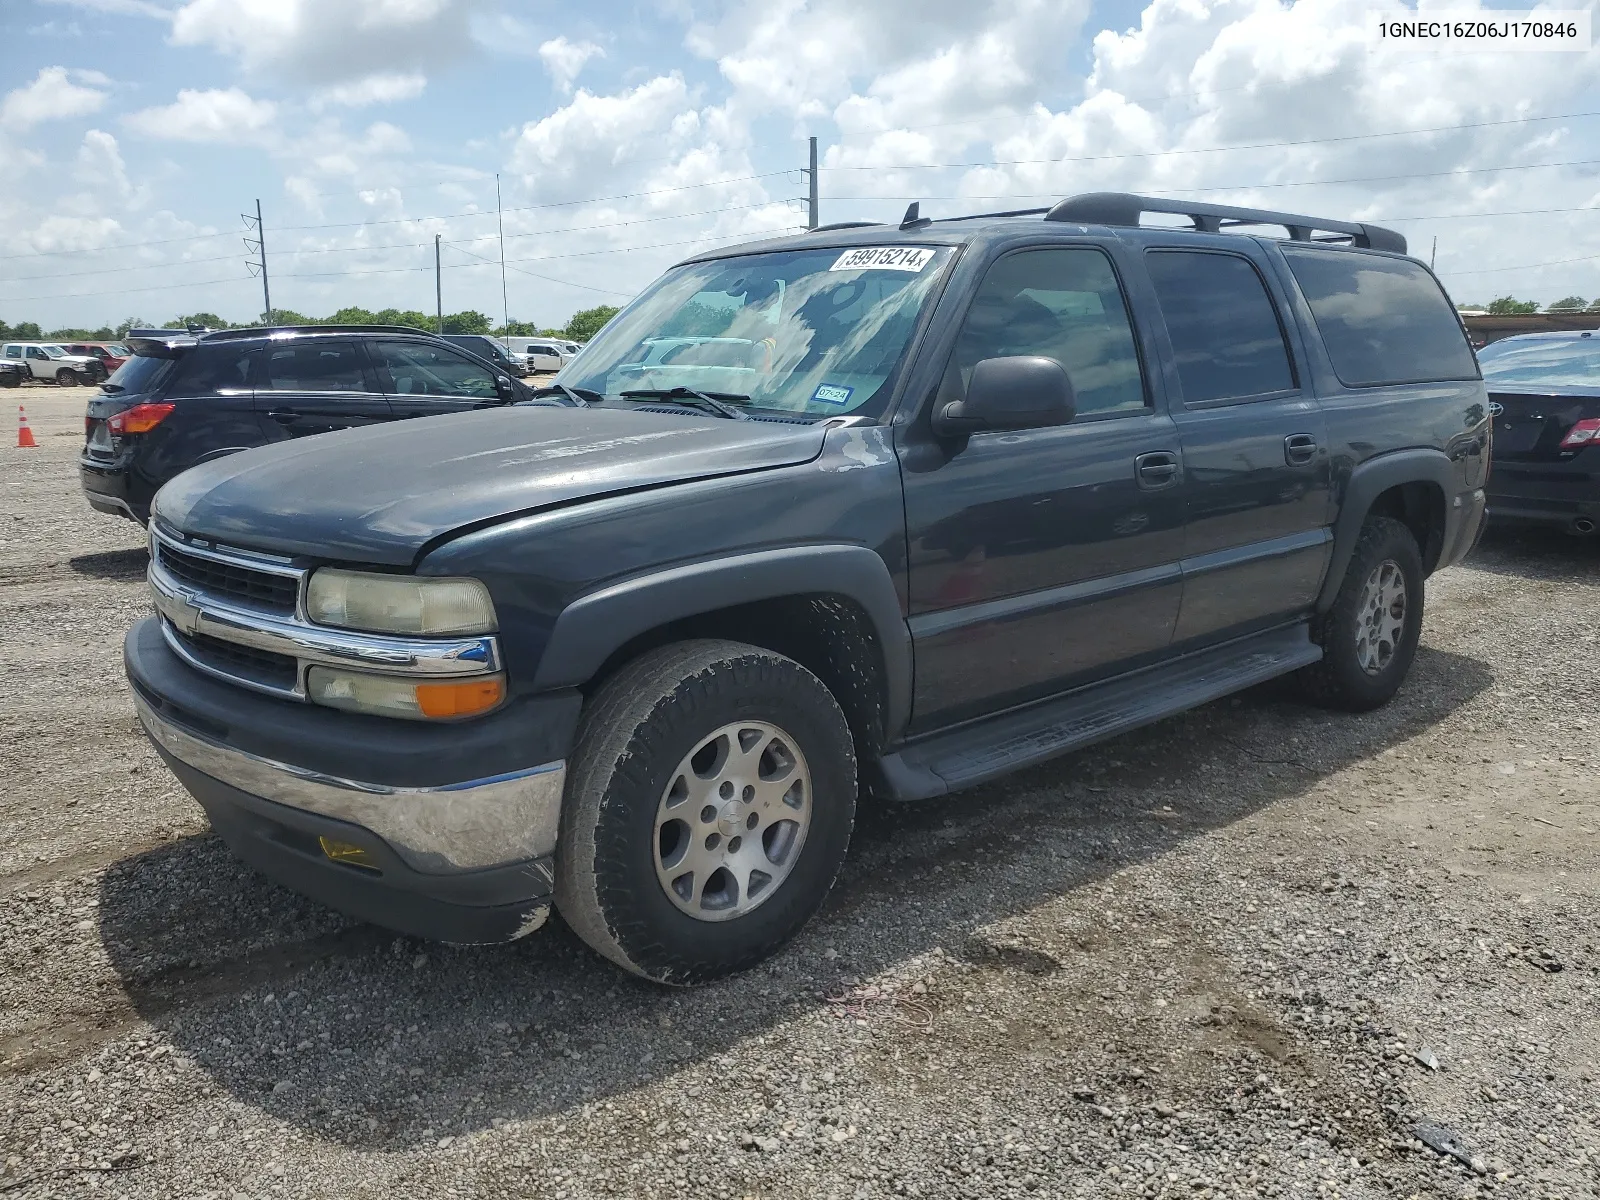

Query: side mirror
[[933, 355, 1076, 435], [495, 375, 516, 401]]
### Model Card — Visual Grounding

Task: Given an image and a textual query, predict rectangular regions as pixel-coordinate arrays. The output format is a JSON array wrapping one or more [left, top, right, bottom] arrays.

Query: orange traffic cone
[[17, 405, 37, 449]]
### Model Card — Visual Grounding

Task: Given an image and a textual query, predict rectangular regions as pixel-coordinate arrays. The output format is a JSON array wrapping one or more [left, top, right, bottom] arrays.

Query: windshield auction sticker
[[830, 247, 937, 272], [1369, 9, 1589, 49]]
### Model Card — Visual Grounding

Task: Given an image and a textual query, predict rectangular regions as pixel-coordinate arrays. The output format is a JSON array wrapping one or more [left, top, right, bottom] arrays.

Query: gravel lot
[[2, 386, 1597, 1199]]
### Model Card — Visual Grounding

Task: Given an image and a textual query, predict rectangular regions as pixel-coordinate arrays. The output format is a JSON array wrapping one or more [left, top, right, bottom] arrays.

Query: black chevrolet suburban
[[126, 193, 1490, 984]]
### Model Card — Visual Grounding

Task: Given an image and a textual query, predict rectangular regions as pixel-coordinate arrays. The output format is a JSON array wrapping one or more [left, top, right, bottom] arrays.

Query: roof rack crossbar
[[1044, 192, 1406, 255], [809, 221, 882, 232]]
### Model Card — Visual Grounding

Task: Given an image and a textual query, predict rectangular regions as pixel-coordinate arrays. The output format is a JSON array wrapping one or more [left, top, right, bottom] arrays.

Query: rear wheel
[[1297, 516, 1424, 711], [555, 639, 856, 985]]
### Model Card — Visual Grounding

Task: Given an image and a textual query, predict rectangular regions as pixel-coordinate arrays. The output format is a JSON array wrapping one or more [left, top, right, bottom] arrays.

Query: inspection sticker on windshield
[[812, 383, 854, 405], [830, 247, 936, 273]]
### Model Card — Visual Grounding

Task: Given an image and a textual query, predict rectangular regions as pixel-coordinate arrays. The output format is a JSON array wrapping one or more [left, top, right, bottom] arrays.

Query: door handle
[[265, 410, 300, 424], [1135, 451, 1181, 490], [1284, 433, 1318, 465]]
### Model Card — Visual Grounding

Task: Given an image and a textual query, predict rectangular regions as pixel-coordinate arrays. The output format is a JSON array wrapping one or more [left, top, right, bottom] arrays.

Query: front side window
[[27, 348, 49, 360], [563, 245, 954, 417], [1476, 336, 1600, 391], [1282, 247, 1478, 387], [951, 246, 1146, 416], [373, 341, 498, 398], [261, 341, 371, 392], [1146, 250, 1295, 405]]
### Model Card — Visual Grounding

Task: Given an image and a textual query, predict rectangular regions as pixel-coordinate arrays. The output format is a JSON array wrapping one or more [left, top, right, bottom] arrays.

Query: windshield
[[41, 345, 66, 359], [562, 245, 954, 416], [106, 344, 129, 356], [1478, 336, 1600, 391], [105, 353, 178, 394]]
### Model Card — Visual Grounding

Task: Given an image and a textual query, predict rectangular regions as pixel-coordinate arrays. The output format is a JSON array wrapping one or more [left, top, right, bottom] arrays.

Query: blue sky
[[1, 0, 1597, 331]]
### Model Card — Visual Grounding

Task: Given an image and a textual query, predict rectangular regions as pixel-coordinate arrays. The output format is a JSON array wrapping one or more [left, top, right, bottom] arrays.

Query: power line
[[1438, 250, 1600, 276], [818, 109, 1600, 174]]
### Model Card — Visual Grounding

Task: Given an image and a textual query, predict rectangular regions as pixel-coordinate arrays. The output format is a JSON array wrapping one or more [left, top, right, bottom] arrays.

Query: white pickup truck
[[1, 342, 105, 385]]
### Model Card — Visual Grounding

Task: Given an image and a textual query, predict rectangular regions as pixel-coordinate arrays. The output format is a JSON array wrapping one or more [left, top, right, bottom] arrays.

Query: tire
[[0, 373, 18, 389], [1297, 516, 1424, 712], [56, 370, 77, 387], [555, 639, 857, 985]]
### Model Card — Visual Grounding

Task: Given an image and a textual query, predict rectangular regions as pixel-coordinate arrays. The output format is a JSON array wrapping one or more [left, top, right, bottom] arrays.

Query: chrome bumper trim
[[148, 558, 502, 700], [134, 691, 565, 873]]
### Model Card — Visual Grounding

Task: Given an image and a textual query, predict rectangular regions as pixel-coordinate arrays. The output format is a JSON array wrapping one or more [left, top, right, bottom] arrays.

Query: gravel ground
[[2, 387, 1597, 1199]]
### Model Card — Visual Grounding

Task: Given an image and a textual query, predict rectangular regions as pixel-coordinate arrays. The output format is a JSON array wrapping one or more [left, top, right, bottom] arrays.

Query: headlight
[[305, 569, 496, 635], [307, 667, 505, 721]]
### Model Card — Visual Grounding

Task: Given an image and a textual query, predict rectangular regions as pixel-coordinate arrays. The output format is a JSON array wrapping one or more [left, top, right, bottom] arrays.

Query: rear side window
[[1145, 250, 1296, 405], [105, 354, 176, 395], [1281, 248, 1477, 386], [167, 345, 258, 394], [262, 341, 371, 392]]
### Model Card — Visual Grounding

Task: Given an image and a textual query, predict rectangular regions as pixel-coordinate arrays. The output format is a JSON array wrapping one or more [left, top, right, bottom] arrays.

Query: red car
[[65, 342, 131, 374]]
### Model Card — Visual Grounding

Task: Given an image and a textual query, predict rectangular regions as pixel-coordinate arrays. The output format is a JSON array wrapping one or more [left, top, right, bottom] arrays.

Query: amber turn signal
[[414, 676, 506, 719], [319, 837, 378, 869]]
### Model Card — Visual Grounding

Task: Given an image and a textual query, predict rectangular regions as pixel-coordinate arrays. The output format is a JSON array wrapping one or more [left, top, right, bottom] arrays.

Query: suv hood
[[154, 405, 827, 565]]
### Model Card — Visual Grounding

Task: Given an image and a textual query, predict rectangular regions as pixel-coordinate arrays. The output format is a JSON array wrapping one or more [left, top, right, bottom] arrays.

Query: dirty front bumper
[[125, 617, 580, 944]]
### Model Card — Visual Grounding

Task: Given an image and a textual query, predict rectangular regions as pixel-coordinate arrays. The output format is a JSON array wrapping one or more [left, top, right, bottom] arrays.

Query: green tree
[[170, 312, 228, 330], [325, 305, 377, 325], [442, 309, 492, 334], [498, 319, 544, 337], [115, 317, 152, 337], [1547, 295, 1588, 311], [13, 321, 43, 340], [47, 327, 95, 340], [563, 304, 620, 342], [263, 308, 312, 327], [373, 308, 433, 330], [1486, 296, 1539, 315]]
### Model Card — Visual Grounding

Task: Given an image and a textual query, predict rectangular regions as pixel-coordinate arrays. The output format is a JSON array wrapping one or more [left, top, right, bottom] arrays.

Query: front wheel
[[555, 639, 857, 985], [56, 369, 78, 387], [1297, 516, 1424, 711]]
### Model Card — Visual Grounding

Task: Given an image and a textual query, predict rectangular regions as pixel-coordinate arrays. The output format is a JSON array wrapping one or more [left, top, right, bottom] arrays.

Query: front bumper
[[126, 618, 581, 943]]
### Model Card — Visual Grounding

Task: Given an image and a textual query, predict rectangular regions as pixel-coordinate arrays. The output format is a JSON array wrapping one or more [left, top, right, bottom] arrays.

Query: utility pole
[[435, 234, 444, 334], [496, 173, 511, 350], [806, 136, 819, 230], [1430, 236, 1438, 270], [242, 199, 271, 323]]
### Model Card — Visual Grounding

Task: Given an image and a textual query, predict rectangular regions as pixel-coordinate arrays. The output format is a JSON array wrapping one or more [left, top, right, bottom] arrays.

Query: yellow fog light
[[307, 667, 505, 721], [319, 837, 378, 869]]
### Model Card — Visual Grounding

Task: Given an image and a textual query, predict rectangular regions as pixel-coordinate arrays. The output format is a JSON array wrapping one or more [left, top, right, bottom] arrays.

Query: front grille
[[170, 627, 299, 692], [157, 542, 299, 614]]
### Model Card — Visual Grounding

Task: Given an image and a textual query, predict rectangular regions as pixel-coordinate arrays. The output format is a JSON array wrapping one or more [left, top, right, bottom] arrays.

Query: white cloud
[[0, 66, 108, 131], [123, 87, 278, 142], [74, 129, 136, 201], [313, 72, 428, 109], [509, 75, 695, 183], [170, 0, 474, 83], [538, 37, 603, 93]]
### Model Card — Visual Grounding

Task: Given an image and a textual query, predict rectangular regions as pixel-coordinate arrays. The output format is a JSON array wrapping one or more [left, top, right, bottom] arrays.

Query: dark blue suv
[[124, 193, 1489, 984]]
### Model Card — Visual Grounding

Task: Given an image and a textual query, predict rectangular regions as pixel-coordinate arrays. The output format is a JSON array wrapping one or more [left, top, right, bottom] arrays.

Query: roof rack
[[810, 221, 881, 233], [202, 323, 438, 341], [1045, 192, 1406, 254]]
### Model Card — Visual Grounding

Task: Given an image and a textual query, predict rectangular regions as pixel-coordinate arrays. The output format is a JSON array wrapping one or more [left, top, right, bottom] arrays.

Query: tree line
[[0, 304, 621, 345], [1458, 296, 1600, 315]]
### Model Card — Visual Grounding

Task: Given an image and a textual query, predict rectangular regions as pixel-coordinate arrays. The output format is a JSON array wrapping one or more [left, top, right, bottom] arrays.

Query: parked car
[[79, 324, 539, 523], [1477, 329, 1600, 535], [442, 334, 528, 378], [2, 342, 105, 385], [0, 360, 24, 388], [125, 192, 1488, 983], [65, 341, 131, 374], [505, 337, 570, 372]]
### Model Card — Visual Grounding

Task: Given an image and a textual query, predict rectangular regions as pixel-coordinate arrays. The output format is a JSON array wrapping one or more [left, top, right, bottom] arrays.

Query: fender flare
[[531, 544, 913, 736], [1317, 447, 1455, 611]]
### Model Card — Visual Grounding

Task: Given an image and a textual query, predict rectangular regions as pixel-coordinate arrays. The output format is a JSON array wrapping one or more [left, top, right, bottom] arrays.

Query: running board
[[879, 623, 1321, 800]]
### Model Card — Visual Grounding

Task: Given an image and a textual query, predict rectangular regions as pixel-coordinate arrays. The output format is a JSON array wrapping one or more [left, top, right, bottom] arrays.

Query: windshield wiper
[[619, 387, 752, 420], [528, 382, 602, 407]]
